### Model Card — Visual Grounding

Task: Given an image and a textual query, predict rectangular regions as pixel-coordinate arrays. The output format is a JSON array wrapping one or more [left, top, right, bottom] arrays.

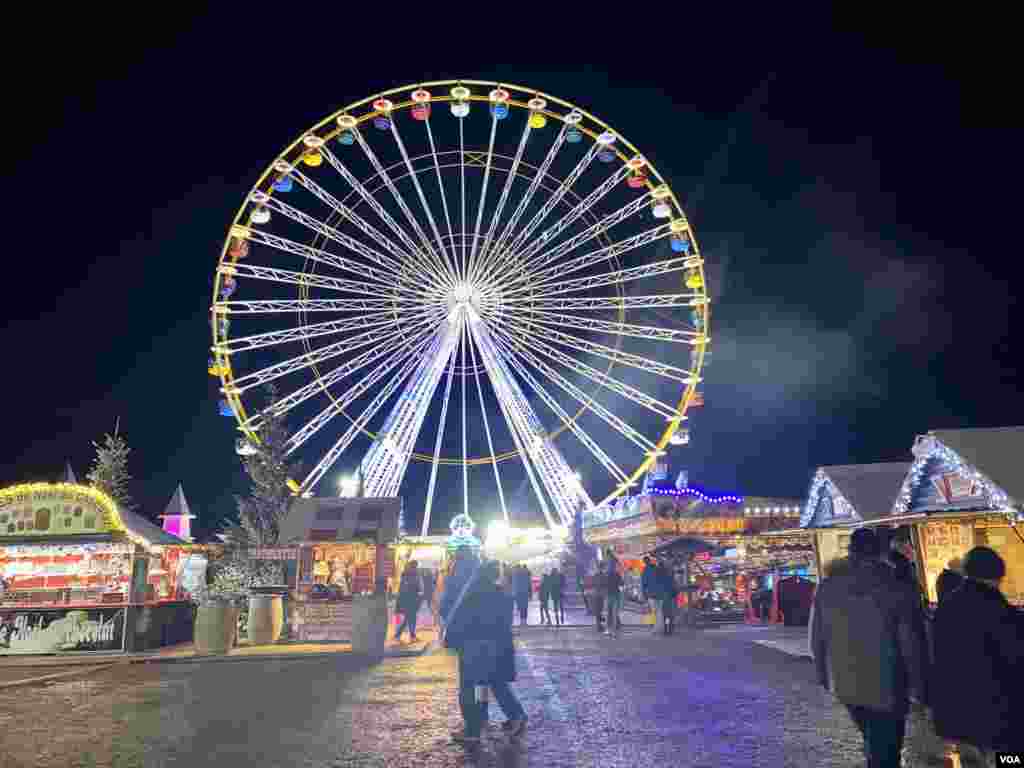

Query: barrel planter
[[247, 594, 284, 645], [194, 600, 239, 655], [351, 594, 389, 656]]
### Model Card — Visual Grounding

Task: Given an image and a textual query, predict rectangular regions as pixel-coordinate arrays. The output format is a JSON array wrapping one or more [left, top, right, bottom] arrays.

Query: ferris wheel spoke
[[319, 144, 453, 290], [485, 322, 657, 453], [214, 298, 425, 315], [488, 166, 634, 289], [501, 254, 703, 299], [469, 316, 570, 526], [509, 310, 705, 346], [283, 331, 438, 455], [278, 165, 424, 281], [352, 127, 458, 289], [421, 329, 459, 536], [486, 321, 680, 420], [459, 117, 467, 283], [424, 121, 459, 272], [245, 325, 434, 434], [504, 142, 600, 259], [389, 119, 459, 281], [464, 115, 500, 287], [220, 262, 444, 302], [491, 313, 699, 382], [244, 322, 438, 430], [511, 223, 676, 293], [241, 229, 432, 300], [466, 326, 510, 525], [214, 306, 440, 355], [502, 293, 706, 313], [361, 325, 461, 498], [483, 122, 570, 280], [469, 119, 533, 285], [496, 188, 651, 290], [224, 312, 444, 394], [298, 340, 430, 494], [487, 327, 628, 485]]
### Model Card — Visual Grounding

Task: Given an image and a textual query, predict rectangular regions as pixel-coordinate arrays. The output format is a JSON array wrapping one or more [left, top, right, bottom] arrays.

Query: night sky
[[2, 11, 1018, 540]]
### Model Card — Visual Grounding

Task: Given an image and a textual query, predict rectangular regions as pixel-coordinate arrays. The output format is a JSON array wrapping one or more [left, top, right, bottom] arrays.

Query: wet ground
[[0, 617, 951, 768]]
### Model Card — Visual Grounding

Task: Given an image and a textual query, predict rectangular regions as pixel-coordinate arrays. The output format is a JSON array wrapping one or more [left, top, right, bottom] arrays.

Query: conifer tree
[[86, 423, 136, 513]]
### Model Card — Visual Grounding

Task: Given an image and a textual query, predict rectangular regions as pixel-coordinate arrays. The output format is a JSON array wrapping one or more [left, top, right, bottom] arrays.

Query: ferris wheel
[[209, 80, 710, 535]]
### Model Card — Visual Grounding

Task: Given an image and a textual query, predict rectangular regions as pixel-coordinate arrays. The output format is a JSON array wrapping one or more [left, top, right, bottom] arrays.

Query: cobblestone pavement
[[0, 625, 949, 768]]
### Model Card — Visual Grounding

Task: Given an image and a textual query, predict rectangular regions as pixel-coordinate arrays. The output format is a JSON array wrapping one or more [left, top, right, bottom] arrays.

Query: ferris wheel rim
[[212, 78, 710, 510]]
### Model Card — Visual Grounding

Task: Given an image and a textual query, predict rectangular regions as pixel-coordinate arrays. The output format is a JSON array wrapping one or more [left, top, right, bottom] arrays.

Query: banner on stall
[[0, 606, 125, 654]]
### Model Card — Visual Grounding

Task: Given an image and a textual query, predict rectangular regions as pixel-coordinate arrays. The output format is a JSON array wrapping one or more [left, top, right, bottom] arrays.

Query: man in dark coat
[[550, 567, 566, 626], [394, 560, 422, 642], [656, 560, 676, 635], [439, 548, 478, 626], [642, 556, 664, 634], [810, 528, 929, 768], [538, 571, 553, 626], [445, 560, 527, 745], [932, 546, 1023, 760], [934, 557, 965, 605], [514, 565, 532, 626]]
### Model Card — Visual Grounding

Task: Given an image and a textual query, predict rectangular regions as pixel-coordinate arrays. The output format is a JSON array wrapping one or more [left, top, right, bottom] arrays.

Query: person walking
[[445, 559, 528, 746], [538, 570, 553, 626], [605, 559, 623, 637], [421, 567, 437, 625], [394, 560, 423, 642], [550, 566, 565, 626], [931, 546, 1023, 765], [641, 556, 659, 632], [935, 557, 965, 605], [514, 565, 532, 626], [810, 528, 928, 768], [590, 562, 607, 632], [657, 560, 676, 635]]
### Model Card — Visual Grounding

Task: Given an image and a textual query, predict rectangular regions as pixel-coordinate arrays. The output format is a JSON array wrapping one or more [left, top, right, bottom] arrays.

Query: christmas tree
[[86, 421, 136, 513], [223, 384, 302, 548]]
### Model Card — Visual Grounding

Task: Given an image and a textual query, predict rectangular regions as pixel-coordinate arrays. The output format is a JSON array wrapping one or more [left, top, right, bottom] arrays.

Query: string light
[[893, 434, 1017, 521]]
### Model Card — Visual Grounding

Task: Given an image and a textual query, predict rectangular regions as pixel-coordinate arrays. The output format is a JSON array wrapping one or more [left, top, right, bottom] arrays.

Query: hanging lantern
[[527, 97, 547, 128], [218, 400, 234, 417], [208, 357, 223, 376], [598, 149, 616, 163], [566, 126, 583, 143], [411, 88, 431, 121], [670, 429, 690, 446], [373, 115, 391, 130], [272, 176, 293, 193], [337, 129, 355, 145], [685, 270, 703, 290], [489, 87, 510, 120], [235, 438, 258, 456], [228, 238, 249, 260], [671, 234, 691, 253], [301, 134, 324, 166], [451, 85, 471, 118], [250, 207, 270, 224]]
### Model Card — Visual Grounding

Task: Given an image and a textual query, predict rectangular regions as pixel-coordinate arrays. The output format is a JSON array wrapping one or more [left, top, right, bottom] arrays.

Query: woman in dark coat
[[932, 547, 1023, 757], [445, 560, 527, 744], [394, 560, 422, 642]]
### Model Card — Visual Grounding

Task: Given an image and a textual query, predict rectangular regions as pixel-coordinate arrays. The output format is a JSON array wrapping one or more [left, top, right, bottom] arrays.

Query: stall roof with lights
[[0, 482, 187, 550], [802, 463, 912, 528], [892, 427, 1024, 519]]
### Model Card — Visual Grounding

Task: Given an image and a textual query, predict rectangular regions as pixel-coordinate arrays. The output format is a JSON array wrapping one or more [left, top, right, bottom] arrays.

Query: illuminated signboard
[[0, 484, 124, 538]]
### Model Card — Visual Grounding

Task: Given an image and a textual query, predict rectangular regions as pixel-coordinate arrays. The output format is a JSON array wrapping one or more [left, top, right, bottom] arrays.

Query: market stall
[[0, 482, 195, 654], [275, 496, 400, 643], [801, 462, 912, 577], [890, 428, 1024, 606]]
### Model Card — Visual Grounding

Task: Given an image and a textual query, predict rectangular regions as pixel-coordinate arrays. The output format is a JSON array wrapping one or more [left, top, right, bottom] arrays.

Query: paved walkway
[[0, 622, 954, 767]]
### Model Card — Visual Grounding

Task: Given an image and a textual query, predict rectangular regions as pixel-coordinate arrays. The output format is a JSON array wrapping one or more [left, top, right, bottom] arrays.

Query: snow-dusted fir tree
[[227, 384, 302, 548], [86, 421, 136, 513]]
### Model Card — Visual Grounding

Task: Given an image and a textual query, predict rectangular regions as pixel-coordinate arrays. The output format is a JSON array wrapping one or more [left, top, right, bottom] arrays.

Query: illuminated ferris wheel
[[209, 80, 710, 534]]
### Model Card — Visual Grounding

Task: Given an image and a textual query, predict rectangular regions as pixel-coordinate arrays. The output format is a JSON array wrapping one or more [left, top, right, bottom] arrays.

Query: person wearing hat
[[934, 557, 965, 606], [931, 546, 1023, 762], [810, 527, 929, 768]]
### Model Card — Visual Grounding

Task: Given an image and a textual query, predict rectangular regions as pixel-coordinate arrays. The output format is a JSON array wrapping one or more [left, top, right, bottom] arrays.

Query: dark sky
[[1, 10, 1018, 539]]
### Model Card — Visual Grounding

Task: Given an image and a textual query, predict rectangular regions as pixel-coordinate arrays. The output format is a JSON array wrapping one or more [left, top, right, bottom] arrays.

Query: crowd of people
[[393, 532, 1021, 759], [810, 527, 1022, 767]]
